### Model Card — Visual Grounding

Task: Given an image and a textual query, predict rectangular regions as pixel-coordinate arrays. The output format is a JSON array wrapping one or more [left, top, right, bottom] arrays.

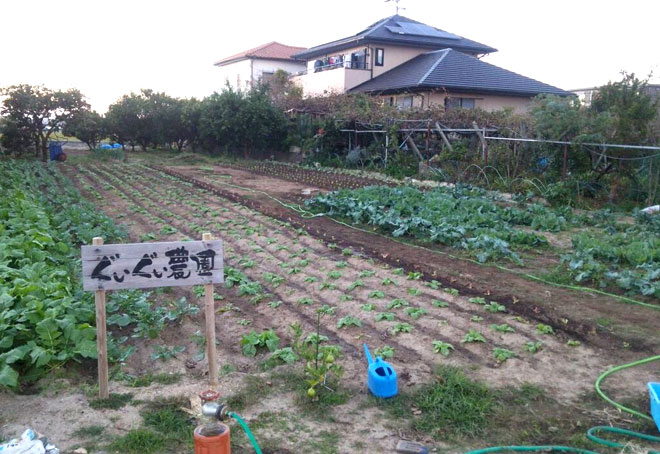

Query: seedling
[[240, 330, 280, 357], [369, 290, 386, 299], [387, 298, 409, 309], [523, 341, 543, 353], [336, 261, 349, 268], [407, 288, 421, 296], [376, 312, 395, 322], [337, 316, 362, 329], [150, 345, 185, 361], [319, 282, 337, 291], [462, 329, 486, 343], [407, 271, 423, 280], [566, 340, 581, 347], [425, 280, 441, 289], [469, 297, 487, 305], [485, 302, 506, 313], [304, 276, 319, 283], [470, 315, 484, 322], [374, 345, 395, 359], [432, 341, 454, 356], [536, 323, 554, 335], [347, 280, 365, 291], [318, 304, 336, 315], [391, 323, 413, 335], [392, 268, 404, 275], [327, 271, 343, 280], [405, 307, 428, 319], [432, 300, 449, 308], [268, 301, 282, 308], [490, 324, 515, 333], [297, 297, 314, 305], [381, 277, 398, 286], [341, 248, 353, 256], [493, 348, 516, 362], [237, 319, 251, 326], [361, 303, 376, 311], [359, 270, 376, 278], [444, 287, 459, 296]]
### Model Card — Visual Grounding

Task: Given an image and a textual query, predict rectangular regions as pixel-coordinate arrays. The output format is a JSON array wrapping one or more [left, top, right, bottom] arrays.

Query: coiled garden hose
[[464, 355, 660, 454], [228, 412, 263, 454]]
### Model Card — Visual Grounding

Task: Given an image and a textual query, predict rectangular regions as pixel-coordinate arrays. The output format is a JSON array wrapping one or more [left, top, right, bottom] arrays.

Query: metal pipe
[[483, 136, 660, 151]]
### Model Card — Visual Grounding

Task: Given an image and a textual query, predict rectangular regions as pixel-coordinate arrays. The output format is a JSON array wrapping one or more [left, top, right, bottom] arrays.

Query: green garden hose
[[463, 355, 660, 454], [595, 355, 660, 422], [228, 412, 263, 454]]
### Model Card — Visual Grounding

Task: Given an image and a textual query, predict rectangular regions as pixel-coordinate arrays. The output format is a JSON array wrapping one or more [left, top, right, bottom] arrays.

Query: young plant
[[468, 297, 487, 305], [387, 298, 409, 309], [297, 297, 314, 305], [490, 324, 515, 333], [150, 345, 185, 361], [319, 282, 337, 291], [407, 288, 421, 296], [381, 277, 398, 286], [290, 314, 344, 400], [369, 290, 386, 299], [347, 280, 365, 291], [485, 302, 506, 313], [359, 270, 376, 278], [407, 271, 423, 280], [361, 303, 376, 311], [432, 299, 449, 308], [240, 330, 280, 357], [432, 341, 454, 356], [462, 329, 486, 343], [493, 348, 516, 362], [470, 315, 484, 322], [536, 323, 554, 335], [523, 341, 543, 353], [405, 307, 428, 319], [337, 316, 362, 329], [376, 312, 395, 322], [374, 345, 395, 359], [391, 323, 413, 335], [327, 271, 343, 280]]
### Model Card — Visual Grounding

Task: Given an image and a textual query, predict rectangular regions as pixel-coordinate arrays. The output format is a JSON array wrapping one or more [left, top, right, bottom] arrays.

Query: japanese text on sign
[[82, 240, 224, 291]]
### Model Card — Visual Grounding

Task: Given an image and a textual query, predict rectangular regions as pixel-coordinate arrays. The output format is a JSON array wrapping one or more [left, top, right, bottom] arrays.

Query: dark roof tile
[[350, 49, 571, 97]]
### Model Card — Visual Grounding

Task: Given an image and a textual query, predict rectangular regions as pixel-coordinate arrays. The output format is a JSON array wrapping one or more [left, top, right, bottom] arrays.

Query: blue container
[[364, 343, 397, 398], [48, 142, 63, 161], [650, 382, 660, 433]]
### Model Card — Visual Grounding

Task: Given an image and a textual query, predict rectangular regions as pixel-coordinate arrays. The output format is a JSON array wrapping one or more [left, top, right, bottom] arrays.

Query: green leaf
[[0, 364, 19, 388]]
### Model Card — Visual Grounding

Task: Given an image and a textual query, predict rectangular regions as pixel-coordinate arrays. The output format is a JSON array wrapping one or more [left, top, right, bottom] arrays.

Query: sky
[[2, 0, 659, 112]]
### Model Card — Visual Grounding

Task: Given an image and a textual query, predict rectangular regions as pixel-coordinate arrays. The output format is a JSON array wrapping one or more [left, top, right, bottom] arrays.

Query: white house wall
[[252, 59, 306, 80], [216, 59, 253, 91]]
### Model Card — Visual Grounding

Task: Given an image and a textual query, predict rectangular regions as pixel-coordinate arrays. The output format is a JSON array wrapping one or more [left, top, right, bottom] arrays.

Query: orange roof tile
[[214, 42, 307, 66]]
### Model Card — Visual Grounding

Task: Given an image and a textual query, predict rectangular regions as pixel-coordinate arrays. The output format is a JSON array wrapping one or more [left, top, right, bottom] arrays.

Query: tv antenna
[[385, 0, 405, 14]]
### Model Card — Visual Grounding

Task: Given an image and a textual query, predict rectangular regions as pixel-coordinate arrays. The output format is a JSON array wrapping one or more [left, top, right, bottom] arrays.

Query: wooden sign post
[[82, 234, 223, 397], [92, 237, 109, 399]]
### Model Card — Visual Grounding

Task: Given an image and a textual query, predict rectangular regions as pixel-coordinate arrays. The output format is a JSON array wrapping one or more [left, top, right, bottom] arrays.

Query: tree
[[63, 110, 105, 150], [199, 84, 287, 157], [590, 72, 659, 145], [264, 69, 303, 109], [0, 84, 89, 161], [0, 117, 33, 155]]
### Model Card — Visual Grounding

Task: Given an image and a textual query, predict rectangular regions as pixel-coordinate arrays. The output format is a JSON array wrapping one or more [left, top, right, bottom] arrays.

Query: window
[[375, 48, 384, 66], [396, 96, 413, 109], [445, 97, 476, 110]]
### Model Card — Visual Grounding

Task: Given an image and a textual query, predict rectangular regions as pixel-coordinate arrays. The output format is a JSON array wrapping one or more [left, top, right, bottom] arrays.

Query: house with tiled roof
[[214, 42, 306, 91], [290, 15, 571, 112]]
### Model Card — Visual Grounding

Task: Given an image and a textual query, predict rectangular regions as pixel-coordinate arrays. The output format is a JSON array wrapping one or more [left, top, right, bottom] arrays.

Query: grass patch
[[89, 392, 133, 410], [72, 425, 105, 438], [124, 372, 182, 387], [308, 430, 340, 454], [226, 375, 274, 412], [108, 429, 165, 454], [142, 396, 194, 446]]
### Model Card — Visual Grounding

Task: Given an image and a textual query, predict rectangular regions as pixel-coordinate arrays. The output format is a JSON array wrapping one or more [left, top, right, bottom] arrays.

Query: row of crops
[[306, 185, 660, 300], [0, 161, 127, 388]]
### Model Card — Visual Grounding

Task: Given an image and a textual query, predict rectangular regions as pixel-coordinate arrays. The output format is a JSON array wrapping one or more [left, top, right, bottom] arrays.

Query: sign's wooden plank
[[81, 240, 223, 291]]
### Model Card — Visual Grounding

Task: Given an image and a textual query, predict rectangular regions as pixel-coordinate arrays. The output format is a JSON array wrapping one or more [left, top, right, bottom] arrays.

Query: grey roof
[[350, 49, 572, 97], [292, 15, 496, 60]]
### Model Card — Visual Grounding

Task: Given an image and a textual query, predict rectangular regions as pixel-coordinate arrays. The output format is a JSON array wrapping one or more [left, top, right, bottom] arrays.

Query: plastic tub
[[650, 382, 660, 433]]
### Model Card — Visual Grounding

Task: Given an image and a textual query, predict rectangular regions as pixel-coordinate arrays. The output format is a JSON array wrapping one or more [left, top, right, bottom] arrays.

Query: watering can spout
[[363, 343, 374, 365]]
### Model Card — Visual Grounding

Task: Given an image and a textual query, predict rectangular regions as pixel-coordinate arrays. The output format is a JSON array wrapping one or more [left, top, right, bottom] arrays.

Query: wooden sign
[[82, 240, 224, 291], [82, 235, 223, 398]]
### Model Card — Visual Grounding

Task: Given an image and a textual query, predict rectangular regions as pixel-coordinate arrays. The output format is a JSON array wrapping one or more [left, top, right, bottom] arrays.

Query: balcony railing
[[292, 59, 370, 77]]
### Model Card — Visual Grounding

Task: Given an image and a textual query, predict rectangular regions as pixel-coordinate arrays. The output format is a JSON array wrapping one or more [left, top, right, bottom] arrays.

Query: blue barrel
[[49, 142, 63, 161]]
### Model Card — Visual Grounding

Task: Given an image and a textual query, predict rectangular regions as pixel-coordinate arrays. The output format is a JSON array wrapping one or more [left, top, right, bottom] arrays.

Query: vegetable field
[[4, 158, 659, 453]]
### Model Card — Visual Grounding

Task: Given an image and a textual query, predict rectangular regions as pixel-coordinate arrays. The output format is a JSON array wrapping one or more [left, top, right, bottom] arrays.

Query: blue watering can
[[650, 382, 660, 433], [364, 343, 397, 398]]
